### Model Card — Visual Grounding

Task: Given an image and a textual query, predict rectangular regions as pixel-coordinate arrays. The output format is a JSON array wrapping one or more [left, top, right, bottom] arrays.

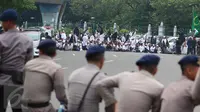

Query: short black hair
[[86, 53, 104, 62], [11, 20, 16, 24], [180, 65, 185, 74], [180, 64, 199, 75], [180, 63, 199, 75], [40, 47, 56, 57], [140, 65, 157, 73]]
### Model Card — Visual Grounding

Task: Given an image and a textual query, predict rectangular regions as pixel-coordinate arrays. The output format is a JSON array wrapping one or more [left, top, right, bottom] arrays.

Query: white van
[[22, 31, 41, 57]]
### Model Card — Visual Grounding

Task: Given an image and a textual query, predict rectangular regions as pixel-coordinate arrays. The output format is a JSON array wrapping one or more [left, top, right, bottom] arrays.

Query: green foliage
[[63, 0, 200, 34], [0, 0, 36, 12], [63, 27, 73, 35], [120, 29, 129, 34], [88, 27, 92, 34]]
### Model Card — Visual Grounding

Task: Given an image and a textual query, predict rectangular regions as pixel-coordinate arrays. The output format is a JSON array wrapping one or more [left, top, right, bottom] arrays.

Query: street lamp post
[[30, 17, 35, 27], [91, 17, 95, 35]]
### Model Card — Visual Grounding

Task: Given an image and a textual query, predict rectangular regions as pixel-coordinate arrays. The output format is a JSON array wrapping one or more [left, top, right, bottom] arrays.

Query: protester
[[187, 37, 193, 55], [192, 37, 197, 55], [197, 40, 200, 55], [61, 30, 67, 40], [82, 34, 88, 50], [45, 32, 52, 40], [181, 40, 188, 54]]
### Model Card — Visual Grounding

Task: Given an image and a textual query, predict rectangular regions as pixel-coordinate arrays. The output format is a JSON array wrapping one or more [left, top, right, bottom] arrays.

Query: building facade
[[22, 0, 67, 29]]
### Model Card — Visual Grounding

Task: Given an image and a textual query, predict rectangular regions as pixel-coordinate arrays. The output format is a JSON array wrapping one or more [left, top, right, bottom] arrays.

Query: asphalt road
[[6, 51, 200, 111]]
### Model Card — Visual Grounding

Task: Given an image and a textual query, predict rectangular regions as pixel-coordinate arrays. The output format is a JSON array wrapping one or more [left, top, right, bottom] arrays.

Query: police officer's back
[[96, 55, 164, 112], [67, 45, 115, 112], [22, 40, 68, 112], [0, 9, 33, 112], [0, 9, 33, 74], [192, 57, 200, 104], [161, 56, 200, 112]]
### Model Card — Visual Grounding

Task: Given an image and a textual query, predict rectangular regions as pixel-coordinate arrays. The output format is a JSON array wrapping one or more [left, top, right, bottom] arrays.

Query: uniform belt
[[0, 69, 24, 84], [24, 102, 50, 108], [0, 69, 21, 76]]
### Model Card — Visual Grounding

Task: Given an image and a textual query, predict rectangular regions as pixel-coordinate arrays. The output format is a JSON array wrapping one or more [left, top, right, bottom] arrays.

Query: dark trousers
[[0, 84, 23, 112], [105, 103, 115, 112], [197, 47, 200, 55], [187, 47, 193, 55], [176, 47, 181, 54], [192, 47, 196, 55], [82, 46, 87, 50]]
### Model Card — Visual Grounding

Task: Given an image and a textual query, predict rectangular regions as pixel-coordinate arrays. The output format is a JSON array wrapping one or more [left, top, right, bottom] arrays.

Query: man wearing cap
[[96, 55, 164, 112], [160, 55, 200, 112], [0, 9, 33, 112], [67, 45, 115, 112], [21, 39, 68, 112]]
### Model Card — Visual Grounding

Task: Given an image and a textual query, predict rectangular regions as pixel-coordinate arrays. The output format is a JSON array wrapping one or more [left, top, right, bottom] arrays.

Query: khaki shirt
[[22, 55, 67, 105], [67, 64, 115, 112], [0, 29, 33, 72], [192, 69, 200, 103], [161, 76, 197, 112], [96, 70, 164, 112]]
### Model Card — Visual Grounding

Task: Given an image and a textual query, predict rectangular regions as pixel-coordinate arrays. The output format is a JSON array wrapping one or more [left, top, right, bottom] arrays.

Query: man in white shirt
[[61, 31, 67, 40], [139, 44, 145, 52], [90, 35, 95, 42], [121, 35, 126, 42], [150, 45, 156, 53], [82, 34, 88, 50], [99, 33, 105, 43]]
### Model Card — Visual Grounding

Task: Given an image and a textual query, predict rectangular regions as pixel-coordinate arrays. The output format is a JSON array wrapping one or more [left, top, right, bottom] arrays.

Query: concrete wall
[[39, 3, 61, 27], [35, 0, 62, 4], [35, 0, 67, 29]]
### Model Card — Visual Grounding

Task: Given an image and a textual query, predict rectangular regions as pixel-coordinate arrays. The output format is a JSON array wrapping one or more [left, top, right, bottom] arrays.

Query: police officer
[[21, 39, 68, 112], [96, 55, 164, 112], [160, 55, 200, 112], [192, 58, 200, 103], [67, 45, 115, 112], [0, 9, 33, 112]]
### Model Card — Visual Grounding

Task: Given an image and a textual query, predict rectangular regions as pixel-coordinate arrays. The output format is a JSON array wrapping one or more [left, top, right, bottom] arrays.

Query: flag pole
[[192, 6, 195, 37]]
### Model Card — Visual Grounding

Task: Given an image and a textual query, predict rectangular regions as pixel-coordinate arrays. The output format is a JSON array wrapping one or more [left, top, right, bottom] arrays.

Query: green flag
[[192, 9, 200, 36]]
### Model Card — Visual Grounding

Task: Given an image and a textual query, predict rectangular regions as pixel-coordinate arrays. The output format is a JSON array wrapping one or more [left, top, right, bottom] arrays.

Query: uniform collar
[[86, 63, 100, 70], [7, 28, 18, 32], [39, 55, 53, 60], [139, 70, 154, 78], [181, 75, 192, 81]]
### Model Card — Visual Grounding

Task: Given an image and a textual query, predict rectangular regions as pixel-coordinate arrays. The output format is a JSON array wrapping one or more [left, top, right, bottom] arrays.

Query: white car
[[22, 31, 41, 57]]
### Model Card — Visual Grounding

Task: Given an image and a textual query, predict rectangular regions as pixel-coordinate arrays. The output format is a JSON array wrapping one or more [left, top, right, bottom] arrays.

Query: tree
[[63, 0, 200, 34], [151, 0, 200, 35], [0, 0, 36, 12]]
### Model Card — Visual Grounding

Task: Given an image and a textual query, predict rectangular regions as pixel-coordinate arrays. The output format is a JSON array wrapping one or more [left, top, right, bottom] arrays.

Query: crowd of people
[[56, 31, 167, 53], [55, 29, 200, 56]]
